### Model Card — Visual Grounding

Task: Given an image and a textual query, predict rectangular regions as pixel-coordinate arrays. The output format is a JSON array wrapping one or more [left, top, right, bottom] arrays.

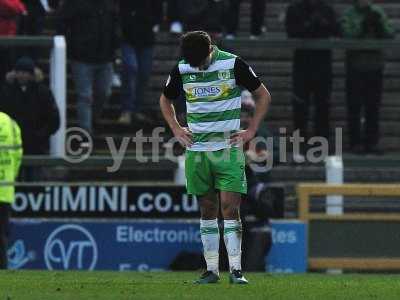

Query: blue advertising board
[[267, 220, 307, 273], [8, 219, 307, 273]]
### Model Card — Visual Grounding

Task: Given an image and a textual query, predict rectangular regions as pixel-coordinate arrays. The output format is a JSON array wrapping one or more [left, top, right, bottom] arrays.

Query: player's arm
[[159, 66, 193, 147], [247, 84, 271, 135], [231, 58, 271, 144]]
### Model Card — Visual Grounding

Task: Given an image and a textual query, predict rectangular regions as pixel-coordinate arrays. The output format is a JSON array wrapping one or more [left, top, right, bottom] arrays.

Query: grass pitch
[[1, 271, 400, 300]]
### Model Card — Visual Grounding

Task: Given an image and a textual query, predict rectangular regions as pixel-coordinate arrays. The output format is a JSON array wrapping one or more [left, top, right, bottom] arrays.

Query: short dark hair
[[180, 31, 212, 67]]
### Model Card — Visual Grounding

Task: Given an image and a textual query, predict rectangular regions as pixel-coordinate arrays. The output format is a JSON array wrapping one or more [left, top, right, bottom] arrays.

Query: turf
[[1, 271, 400, 300]]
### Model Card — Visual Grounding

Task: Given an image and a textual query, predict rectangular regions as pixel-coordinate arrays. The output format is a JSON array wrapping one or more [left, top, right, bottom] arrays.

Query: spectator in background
[[225, 0, 267, 40], [18, 0, 58, 59], [58, 0, 118, 134], [285, 0, 340, 162], [0, 0, 26, 86], [0, 112, 22, 270], [0, 57, 60, 155], [19, 0, 52, 36], [342, 0, 394, 155], [154, 0, 183, 34], [182, 0, 224, 37], [118, 1, 158, 125]]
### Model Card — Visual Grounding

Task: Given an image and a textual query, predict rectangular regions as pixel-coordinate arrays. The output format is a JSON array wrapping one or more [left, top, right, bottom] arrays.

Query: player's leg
[[185, 151, 220, 283], [220, 191, 242, 270], [212, 148, 248, 284], [220, 191, 247, 284], [196, 192, 221, 283]]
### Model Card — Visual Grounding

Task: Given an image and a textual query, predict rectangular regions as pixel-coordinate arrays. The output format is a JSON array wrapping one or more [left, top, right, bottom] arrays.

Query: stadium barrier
[[297, 183, 400, 270], [0, 36, 66, 158], [21, 155, 177, 169]]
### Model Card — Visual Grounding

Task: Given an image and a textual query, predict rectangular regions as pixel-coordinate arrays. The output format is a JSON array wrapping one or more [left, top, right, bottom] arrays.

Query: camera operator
[[342, 0, 395, 155]]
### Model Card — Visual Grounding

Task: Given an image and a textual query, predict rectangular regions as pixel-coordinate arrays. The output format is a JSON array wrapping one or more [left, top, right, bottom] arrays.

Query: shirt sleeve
[[234, 57, 262, 92], [163, 64, 183, 100]]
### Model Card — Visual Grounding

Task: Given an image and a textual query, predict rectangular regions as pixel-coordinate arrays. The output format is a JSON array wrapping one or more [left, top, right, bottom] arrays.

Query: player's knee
[[200, 209, 218, 220], [221, 203, 240, 219], [200, 202, 218, 219]]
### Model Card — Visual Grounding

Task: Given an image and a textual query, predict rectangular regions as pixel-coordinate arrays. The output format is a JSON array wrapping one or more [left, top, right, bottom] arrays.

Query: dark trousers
[[71, 61, 113, 133], [0, 203, 10, 269], [225, 0, 266, 36], [121, 44, 154, 113], [346, 69, 383, 148], [292, 62, 332, 142]]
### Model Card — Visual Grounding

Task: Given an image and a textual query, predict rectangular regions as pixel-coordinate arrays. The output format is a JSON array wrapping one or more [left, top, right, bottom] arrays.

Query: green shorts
[[185, 147, 247, 196]]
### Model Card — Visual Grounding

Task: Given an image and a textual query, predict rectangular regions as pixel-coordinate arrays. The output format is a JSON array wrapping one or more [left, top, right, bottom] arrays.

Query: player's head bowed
[[180, 31, 213, 68]]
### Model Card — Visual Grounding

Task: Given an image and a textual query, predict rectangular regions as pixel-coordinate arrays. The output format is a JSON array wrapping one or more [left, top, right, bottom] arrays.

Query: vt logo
[[44, 224, 98, 270]]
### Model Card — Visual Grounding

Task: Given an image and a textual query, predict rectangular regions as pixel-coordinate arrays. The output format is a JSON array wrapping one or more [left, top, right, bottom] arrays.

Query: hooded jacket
[[0, 69, 60, 155]]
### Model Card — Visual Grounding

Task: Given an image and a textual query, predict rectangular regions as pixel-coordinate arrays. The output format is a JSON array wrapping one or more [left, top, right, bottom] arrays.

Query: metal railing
[[297, 183, 400, 270]]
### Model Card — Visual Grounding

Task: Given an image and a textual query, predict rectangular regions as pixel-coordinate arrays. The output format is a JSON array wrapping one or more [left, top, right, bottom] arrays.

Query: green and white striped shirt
[[164, 46, 261, 151]]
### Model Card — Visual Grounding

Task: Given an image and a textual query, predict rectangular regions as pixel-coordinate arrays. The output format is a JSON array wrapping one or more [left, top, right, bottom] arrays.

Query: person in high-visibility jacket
[[0, 111, 22, 269]]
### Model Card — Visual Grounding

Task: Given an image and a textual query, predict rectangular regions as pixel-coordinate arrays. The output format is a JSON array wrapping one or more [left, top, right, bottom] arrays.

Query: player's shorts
[[185, 147, 247, 196]]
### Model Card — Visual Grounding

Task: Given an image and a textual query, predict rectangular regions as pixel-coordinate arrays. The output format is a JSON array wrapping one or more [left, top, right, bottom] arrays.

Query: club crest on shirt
[[218, 70, 231, 80]]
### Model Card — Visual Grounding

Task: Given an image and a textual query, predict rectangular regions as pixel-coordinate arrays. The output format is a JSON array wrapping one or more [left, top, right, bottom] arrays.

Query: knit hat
[[14, 57, 35, 74]]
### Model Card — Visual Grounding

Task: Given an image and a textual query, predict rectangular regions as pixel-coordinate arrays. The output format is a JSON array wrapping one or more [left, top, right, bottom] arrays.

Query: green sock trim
[[224, 226, 242, 235], [200, 227, 219, 235]]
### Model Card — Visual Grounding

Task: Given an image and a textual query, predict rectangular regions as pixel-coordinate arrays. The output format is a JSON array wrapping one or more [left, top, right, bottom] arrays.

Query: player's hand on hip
[[230, 129, 256, 146], [173, 127, 193, 148]]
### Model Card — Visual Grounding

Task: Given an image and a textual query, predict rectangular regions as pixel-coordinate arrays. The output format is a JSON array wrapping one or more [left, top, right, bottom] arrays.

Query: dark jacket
[[182, 0, 224, 33], [342, 4, 395, 72], [58, 0, 118, 63], [21, 0, 45, 16], [0, 71, 60, 155], [285, 0, 340, 72], [119, 0, 158, 48]]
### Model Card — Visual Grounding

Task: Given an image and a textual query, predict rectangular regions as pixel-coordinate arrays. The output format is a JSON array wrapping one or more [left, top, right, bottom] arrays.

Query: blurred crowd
[[286, 0, 394, 159], [0, 0, 396, 157]]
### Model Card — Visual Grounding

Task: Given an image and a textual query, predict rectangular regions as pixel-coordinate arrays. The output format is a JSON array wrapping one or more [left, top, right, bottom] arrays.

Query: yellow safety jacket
[[0, 112, 22, 204]]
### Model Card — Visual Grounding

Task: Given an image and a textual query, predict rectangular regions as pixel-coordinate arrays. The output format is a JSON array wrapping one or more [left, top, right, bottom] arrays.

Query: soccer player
[[160, 31, 271, 284]]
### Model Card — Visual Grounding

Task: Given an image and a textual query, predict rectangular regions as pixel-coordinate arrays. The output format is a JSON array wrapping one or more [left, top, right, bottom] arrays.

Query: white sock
[[223, 219, 242, 272], [200, 219, 220, 274]]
